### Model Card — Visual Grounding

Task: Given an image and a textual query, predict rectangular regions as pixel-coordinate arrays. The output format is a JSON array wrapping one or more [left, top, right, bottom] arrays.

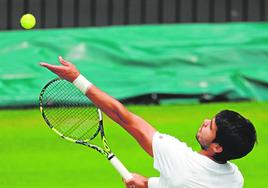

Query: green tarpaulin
[[0, 23, 268, 107]]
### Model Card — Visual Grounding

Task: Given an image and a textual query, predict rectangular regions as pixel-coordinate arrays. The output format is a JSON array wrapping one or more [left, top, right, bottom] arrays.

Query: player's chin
[[195, 133, 200, 142], [196, 134, 206, 149], [196, 128, 202, 138]]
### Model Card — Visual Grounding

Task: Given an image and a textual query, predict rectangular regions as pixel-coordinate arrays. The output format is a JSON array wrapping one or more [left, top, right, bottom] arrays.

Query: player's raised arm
[[40, 56, 156, 156]]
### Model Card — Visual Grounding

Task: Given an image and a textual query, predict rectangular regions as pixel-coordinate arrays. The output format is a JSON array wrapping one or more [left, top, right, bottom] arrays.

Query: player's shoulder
[[228, 162, 242, 173], [154, 132, 184, 145], [153, 132, 193, 152], [228, 162, 244, 185]]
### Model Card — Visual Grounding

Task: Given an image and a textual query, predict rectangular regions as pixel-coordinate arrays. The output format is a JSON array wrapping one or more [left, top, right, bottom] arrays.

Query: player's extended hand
[[40, 56, 80, 82], [124, 173, 148, 188]]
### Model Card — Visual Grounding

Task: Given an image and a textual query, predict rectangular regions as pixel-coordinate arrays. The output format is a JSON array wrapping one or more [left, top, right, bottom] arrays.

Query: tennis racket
[[39, 78, 132, 180]]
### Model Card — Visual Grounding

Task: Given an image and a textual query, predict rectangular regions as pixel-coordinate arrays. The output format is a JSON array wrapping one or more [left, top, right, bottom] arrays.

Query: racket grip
[[109, 155, 133, 180]]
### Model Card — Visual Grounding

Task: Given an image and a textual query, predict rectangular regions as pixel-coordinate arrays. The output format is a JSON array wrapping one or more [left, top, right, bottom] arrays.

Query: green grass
[[0, 102, 267, 188]]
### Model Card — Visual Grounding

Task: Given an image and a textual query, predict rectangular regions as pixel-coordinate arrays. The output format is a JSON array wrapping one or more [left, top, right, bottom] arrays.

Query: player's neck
[[199, 150, 226, 164], [199, 150, 214, 160]]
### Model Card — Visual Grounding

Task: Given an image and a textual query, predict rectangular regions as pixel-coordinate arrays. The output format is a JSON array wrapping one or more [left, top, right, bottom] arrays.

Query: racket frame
[[39, 78, 132, 180]]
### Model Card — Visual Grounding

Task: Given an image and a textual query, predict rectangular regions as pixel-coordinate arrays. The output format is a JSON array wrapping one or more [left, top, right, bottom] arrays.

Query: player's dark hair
[[213, 110, 257, 162]]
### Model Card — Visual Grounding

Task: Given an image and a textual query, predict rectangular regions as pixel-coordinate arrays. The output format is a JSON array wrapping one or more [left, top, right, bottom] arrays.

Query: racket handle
[[109, 155, 133, 180]]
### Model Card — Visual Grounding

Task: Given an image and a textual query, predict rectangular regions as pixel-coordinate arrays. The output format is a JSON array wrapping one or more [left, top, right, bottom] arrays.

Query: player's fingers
[[125, 179, 134, 185], [40, 62, 57, 69], [127, 183, 135, 188], [58, 56, 71, 66], [127, 185, 136, 188], [124, 173, 136, 184], [123, 178, 133, 188], [40, 62, 66, 72]]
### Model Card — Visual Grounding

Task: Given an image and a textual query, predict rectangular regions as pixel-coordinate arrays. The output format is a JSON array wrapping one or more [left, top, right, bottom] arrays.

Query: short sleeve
[[152, 132, 191, 176], [148, 177, 159, 188]]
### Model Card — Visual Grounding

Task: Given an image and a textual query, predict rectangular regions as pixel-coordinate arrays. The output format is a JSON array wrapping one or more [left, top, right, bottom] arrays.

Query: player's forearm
[[85, 85, 132, 126]]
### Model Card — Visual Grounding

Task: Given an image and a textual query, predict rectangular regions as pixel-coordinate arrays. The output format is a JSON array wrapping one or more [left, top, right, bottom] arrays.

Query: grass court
[[0, 102, 267, 188]]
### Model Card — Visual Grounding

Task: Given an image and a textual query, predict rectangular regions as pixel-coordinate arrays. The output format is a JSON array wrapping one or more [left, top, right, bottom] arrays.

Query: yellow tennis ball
[[20, 13, 36, 29]]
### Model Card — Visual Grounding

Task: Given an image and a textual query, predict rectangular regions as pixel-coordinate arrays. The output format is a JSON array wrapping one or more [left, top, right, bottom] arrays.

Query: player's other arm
[[86, 85, 156, 156], [40, 56, 156, 156]]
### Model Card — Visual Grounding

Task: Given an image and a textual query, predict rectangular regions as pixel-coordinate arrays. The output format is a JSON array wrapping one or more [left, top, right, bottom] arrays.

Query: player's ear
[[211, 143, 223, 154]]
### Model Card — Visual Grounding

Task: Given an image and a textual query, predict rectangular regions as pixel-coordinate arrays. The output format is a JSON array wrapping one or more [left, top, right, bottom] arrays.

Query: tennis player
[[40, 56, 257, 188]]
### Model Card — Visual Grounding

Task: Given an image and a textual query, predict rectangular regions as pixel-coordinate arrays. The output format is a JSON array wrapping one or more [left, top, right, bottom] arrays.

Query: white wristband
[[72, 74, 93, 94]]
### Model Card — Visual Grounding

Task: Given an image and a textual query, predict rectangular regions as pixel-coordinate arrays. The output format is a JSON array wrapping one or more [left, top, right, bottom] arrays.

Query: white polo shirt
[[148, 132, 243, 188]]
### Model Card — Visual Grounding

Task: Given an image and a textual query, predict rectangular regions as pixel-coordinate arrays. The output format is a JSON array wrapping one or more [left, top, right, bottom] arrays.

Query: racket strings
[[79, 121, 100, 140], [41, 79, 100, 141], [45, 84, 81, 128], [45, 99, 99, 140], [50, 90, 88, 128], [63, 108, 99, 139]]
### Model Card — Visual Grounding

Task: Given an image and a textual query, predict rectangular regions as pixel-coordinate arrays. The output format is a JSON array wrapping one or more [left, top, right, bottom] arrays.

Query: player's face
[[196, 118, 217, 150]]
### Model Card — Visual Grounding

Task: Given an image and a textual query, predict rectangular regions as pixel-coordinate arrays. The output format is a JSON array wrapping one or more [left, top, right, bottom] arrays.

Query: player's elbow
[[112, 102, 133, 125]]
